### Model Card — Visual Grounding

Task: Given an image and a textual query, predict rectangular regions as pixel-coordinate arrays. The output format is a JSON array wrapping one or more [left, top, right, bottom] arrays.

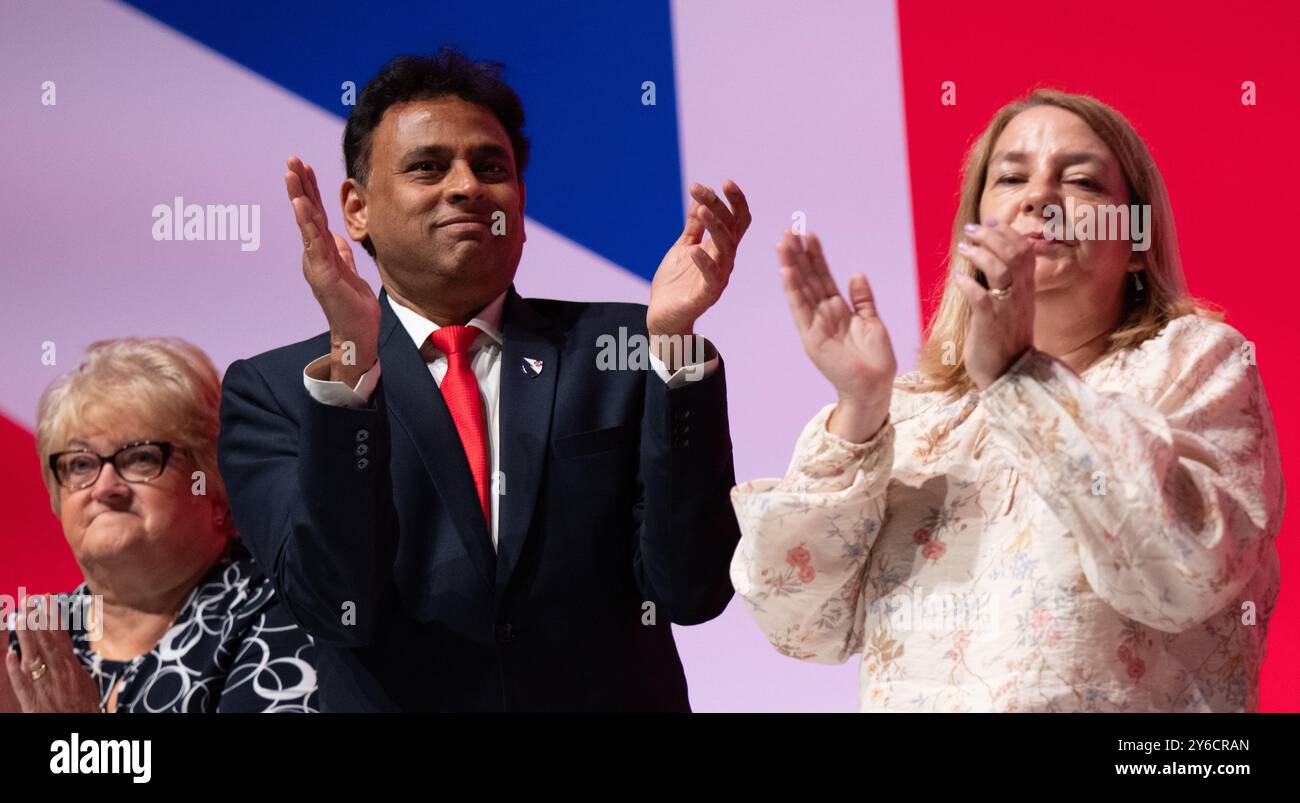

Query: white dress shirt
[[304, 291, 719, 550]]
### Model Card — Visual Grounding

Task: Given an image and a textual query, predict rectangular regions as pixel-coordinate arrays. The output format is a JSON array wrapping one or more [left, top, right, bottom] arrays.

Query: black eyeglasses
[[48, 441, 176, 490]]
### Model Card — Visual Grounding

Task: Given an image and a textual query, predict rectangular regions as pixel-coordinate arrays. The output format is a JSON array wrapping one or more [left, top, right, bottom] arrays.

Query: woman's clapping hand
[[778, 231, 896, 443]]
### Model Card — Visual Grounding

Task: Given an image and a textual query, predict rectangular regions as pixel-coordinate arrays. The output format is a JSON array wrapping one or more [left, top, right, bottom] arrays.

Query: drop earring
[[1132, 271, 1144, 293]]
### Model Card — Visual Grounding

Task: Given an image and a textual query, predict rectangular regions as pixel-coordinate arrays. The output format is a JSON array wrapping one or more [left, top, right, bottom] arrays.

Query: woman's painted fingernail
[[964, 223, 978, 233], [957, 241, 969, 252], [983, 218, 999, 227]]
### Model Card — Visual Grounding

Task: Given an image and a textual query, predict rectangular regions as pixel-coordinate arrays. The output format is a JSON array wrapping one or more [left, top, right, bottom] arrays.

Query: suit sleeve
[[218, 357, 398, 647], [632, 346, 742, 625]]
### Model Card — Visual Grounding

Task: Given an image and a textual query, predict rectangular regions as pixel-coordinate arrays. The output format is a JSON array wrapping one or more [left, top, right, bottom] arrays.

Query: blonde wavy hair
[[914, 88, 1221, 396], [35, 337, 232, 537]]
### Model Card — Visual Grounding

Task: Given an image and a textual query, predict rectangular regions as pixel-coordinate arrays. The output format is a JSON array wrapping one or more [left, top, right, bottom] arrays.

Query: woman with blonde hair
[[731, 89, 1284, 711], [1, 337, 318, 713]]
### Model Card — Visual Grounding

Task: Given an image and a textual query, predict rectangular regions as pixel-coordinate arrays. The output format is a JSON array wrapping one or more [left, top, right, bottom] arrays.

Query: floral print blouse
[[730, 314, 1284, 712]]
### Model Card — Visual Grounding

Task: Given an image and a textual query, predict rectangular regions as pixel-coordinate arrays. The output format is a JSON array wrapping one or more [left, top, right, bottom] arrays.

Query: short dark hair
[[343, 47, 530, 257]]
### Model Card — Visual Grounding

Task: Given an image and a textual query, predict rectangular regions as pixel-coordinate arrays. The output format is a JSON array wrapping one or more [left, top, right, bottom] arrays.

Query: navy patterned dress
[[10, 541, 318, 712]]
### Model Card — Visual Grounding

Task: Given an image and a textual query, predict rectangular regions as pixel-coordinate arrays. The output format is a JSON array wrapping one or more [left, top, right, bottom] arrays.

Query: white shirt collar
[[386, 288, 507, 355]]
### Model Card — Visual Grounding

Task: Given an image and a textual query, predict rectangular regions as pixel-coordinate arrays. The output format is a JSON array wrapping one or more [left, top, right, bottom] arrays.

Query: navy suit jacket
[[217, 286, 741, 711]]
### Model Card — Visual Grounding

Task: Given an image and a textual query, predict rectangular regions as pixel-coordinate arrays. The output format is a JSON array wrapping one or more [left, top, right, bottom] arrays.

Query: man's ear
[[342, 177, 369, 243]]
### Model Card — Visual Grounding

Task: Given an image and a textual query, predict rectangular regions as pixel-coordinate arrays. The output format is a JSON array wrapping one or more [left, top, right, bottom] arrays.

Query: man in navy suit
[[217, 49, 750, 711]]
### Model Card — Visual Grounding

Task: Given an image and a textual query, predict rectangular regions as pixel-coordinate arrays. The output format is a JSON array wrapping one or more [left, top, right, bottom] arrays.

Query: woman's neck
[[83, 562, 210, 662], [1032, 286, 1125, 375], [89, 602, 182, 662], [1037, 326, 1114, 375]]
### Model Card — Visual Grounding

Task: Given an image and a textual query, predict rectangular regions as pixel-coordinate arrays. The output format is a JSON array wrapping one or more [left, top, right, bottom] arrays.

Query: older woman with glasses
[[731, 89, 1284, 712], [1, 337, 318, 713]]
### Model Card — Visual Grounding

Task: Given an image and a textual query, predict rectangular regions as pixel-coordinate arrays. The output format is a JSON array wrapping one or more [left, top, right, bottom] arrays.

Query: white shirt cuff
[[648, 336, 720, 388], [302, 355, 382, 407]]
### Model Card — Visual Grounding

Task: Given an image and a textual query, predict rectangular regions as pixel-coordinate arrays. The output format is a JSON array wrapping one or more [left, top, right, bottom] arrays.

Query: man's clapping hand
[[286, 156, 381, 387]]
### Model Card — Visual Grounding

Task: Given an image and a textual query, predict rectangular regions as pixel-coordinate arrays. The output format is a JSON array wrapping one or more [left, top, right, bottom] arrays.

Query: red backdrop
[[896, 0, 1299, 711]]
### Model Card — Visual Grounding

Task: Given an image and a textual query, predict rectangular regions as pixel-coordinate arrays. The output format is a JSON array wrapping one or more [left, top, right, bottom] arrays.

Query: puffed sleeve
[[980, 316, 1284, 633], [729, 403, 894, 664]]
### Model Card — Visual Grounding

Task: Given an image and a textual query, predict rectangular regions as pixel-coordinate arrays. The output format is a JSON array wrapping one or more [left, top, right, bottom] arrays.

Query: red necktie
[[428, 325, 490, 529]]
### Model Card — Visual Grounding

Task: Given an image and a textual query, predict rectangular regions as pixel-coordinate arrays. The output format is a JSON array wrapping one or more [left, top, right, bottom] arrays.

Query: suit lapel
[[377, 290, 495, 587], [495, 287, 560, 593]]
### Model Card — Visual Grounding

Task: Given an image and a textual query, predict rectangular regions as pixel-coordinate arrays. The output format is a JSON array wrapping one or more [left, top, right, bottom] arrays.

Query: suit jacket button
[[355, 457, 369, 471], [355, 443, 369, 457], [355, 429, 370, 442], [495, 624, 516, 645]]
